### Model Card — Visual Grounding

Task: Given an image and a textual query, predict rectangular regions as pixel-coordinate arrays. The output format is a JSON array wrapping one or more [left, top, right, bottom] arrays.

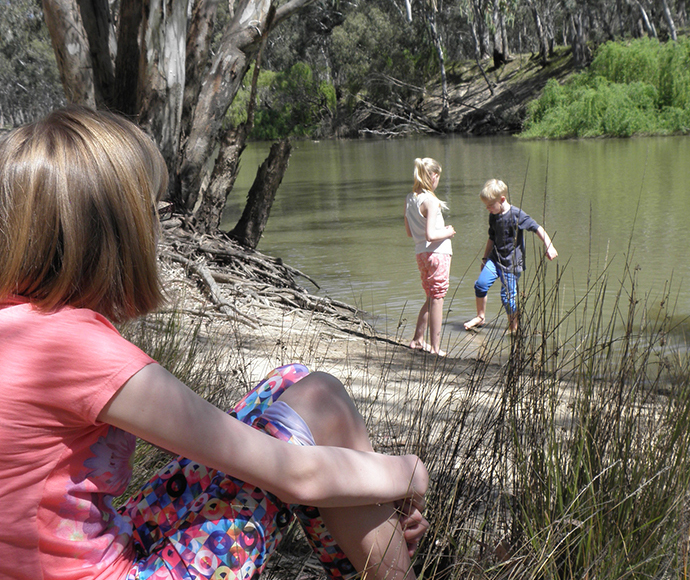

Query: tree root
[[158, 224, 372, 338]]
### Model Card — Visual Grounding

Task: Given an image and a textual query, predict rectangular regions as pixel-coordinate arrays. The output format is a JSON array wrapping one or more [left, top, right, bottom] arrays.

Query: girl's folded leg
[[278, 372, 422, 580], [121, 365, 353, 580]]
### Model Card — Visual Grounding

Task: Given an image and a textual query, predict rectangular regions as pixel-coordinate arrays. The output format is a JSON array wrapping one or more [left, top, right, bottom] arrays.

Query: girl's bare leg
[[409, 299, 431, 352], [278, 373, 419, 580], [428, 297, 445, 356]]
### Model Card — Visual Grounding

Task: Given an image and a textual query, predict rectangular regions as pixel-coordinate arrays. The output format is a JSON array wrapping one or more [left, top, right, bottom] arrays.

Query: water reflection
[[221, 135, 690, 344]]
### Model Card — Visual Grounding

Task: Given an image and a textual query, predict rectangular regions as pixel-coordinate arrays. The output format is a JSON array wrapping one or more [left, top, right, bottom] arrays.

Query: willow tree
[[42, 0, 314, 237]]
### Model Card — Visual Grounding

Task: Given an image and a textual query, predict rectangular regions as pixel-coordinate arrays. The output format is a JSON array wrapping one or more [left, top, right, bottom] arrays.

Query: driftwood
[[158, 221, 371, 337]]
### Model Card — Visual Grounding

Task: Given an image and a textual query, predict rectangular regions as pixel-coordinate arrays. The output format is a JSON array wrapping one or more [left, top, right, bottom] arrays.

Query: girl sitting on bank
[[0, 106, 428, 580]]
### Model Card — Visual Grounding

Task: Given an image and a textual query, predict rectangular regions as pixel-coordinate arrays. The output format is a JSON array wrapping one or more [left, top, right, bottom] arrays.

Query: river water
[[221, 135, 690, 344]]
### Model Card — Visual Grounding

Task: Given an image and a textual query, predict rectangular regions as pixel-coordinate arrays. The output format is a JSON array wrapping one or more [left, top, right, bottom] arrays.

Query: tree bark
[[471, 0, 491, 59], [194, 6, 273, 234], [42, 0, 316, 234], [75, 0, 116, 108], [492, 0, 510, 66], [425, 9, 449, 124], [179, 0, 314, 218], [113, 0, 143, 115], [183, 0, 220, 138], [659, 0, 678, 40], [136, 0, 189, 177], [527, 0, 549, 65], [635, 0, 658, 37], [42, 0, 96, 106], [569, 11, 588, 68], [228, 139, 292, 249]]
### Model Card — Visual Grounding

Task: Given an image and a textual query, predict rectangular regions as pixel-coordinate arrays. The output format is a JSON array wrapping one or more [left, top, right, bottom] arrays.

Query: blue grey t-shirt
[[488, 205, 540, 274]]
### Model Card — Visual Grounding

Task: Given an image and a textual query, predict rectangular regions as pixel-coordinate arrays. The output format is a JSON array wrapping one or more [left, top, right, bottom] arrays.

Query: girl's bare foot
[[409, 339, 432, 352], [463, 315, 485, 331]]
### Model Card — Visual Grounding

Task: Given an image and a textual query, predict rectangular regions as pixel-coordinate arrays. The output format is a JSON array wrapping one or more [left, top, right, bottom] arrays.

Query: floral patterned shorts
[[121, 364, 356, 580], [416, 252, 451, 299]]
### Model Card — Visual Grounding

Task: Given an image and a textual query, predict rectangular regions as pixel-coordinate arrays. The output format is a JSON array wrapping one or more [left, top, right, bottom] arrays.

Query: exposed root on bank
[[158, 221, 374, 339]]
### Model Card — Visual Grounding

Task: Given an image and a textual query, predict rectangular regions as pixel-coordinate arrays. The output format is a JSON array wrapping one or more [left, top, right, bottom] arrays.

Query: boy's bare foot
[[409, 339, 432, 352], [431, 349, 447, 357], [463, 316, 485, 331]]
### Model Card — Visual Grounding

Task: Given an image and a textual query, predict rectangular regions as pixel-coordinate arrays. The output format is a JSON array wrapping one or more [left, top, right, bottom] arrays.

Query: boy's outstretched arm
[[536, 226, 558, 260]]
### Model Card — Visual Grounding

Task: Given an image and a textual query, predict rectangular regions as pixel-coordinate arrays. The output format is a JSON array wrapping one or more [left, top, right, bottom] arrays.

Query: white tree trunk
[[42, 0, 315, 232], [659, 0, 678, 40], [137, 0, 189, 171]]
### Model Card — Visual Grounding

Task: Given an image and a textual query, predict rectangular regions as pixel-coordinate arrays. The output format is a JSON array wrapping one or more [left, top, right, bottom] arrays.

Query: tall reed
[[405, 254, 690, 580], [121, 254, 690, 580]]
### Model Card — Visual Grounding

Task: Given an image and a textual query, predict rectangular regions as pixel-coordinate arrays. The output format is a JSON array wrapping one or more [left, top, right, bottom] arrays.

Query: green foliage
[[329, 5, 424, 107], [0, 0, 63, 127], [522, 38, 690, 138], [228, 62, 337, 140]]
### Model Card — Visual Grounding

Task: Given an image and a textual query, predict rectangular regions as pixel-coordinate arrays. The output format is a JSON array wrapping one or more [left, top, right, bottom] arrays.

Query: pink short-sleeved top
[[0, 298, 155, 580]]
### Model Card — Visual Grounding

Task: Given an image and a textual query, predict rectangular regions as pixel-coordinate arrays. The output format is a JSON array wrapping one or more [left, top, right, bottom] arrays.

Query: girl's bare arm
[[98, 363, 428, 509], [423, 199, 455, 242]]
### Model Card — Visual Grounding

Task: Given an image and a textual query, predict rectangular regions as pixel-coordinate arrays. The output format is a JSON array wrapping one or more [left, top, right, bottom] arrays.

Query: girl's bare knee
[[281, 372, 371, 450]]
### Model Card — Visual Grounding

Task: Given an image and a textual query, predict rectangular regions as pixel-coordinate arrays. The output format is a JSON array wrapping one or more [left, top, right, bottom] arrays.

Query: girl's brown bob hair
[[0, 105, 168, 322]]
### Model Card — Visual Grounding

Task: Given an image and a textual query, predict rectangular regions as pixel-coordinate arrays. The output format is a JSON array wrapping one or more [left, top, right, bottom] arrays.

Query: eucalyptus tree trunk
[[42, 0, 97, 107], [659, 0, 678, 40], [634, 0, 658, 37], [492, 0, 510, 66], [526, 0, 549, 65], [425, 8, 449, 124], [471, 0, 491, 59], [41, 0, 315, 235], [569, 11, 588, 67], [229, 139, 291, 249]]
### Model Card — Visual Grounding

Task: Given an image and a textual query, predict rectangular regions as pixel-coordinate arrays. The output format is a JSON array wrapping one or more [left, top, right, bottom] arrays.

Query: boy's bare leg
[[278, 373, 422, 580], [410, 299, 431, 351], [508, 312, 519, 333], [428, 297, 446, 356], [464, 296, 487, 330]]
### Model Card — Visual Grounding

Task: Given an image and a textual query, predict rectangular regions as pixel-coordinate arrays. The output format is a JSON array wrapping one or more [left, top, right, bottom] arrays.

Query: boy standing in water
[[464, 179, 558, 333]]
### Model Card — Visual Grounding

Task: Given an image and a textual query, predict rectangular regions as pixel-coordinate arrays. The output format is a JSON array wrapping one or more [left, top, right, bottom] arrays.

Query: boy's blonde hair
[[480, 178, 508, 203], [0, 106, 168, 322], [413, 157, 447, 209]]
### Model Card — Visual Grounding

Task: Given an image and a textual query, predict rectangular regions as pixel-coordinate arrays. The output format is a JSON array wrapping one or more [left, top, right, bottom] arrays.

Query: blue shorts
[[474, 259, 520, 315]]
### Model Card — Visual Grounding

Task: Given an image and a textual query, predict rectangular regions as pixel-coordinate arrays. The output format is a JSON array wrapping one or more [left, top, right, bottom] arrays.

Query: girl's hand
[[396, 498, 429, 556], [446, 225, 456, 238], [395, 455, 429, 555], [546, 245, 558, 260]]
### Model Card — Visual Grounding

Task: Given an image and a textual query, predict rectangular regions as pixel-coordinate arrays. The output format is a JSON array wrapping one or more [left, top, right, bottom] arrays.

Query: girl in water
[[0, 106, 428, 580], [404, 158, 456, 356]]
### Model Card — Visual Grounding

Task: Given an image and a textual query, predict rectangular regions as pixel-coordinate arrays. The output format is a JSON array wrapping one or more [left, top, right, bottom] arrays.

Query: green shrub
[[227, 62, 336, 140], [522, 37, 690, 138]]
